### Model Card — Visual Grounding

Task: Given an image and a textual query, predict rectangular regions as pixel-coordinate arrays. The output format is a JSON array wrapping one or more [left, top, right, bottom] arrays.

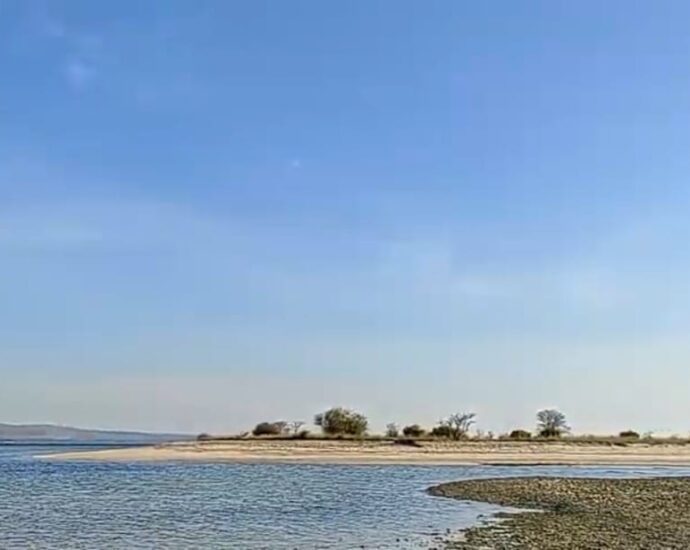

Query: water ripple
[[2, 446, 689, 549]]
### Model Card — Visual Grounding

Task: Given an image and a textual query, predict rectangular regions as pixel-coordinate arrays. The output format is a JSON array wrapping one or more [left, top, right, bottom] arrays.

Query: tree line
[[240, 406, 581, 440]]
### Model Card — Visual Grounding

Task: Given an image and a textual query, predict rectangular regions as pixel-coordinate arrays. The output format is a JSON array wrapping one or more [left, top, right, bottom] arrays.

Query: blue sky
[[2, 1, 690, 434]]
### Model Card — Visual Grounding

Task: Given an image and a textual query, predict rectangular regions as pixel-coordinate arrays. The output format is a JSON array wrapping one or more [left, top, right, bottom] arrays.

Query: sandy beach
[[42, 439, 690, 466]]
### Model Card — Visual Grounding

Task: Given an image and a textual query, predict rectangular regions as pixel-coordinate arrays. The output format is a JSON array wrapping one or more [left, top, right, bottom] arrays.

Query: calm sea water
[[2, 445, 689, 549]]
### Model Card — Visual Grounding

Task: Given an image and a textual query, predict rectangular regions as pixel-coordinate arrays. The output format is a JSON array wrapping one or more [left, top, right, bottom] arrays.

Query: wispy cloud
[[63, 59, 95, 91], [41, 17, 66, 39], [29, 9, 103, 91], [2, 194, 689, 342], [452, 275, 512, 299], [0, 210, 103, 249]]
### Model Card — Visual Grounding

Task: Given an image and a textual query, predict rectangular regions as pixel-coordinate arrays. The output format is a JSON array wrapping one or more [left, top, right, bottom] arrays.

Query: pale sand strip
[[40, 440, 690, 466]]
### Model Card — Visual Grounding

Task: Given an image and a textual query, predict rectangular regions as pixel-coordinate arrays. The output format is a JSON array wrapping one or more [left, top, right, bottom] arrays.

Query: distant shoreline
[[40, 439, 690, 466]]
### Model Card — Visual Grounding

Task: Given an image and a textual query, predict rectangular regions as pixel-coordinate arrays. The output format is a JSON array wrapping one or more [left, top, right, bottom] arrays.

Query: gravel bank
[[429, 476, 690, 549]]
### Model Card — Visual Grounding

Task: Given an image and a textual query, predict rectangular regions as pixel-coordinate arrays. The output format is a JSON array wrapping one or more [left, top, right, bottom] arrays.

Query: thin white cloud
[[42, 18, 66, 39], [559, 268, 624, 311], [452, 275, 512, 299], [0, 200, 211, 250], [0, 214, 103, 249], [30, 11, 102, 90], [63, 59, 95, 91]]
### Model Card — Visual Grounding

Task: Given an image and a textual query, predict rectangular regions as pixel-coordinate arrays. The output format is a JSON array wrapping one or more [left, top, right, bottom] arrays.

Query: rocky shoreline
[[429, 476, 690, 549]]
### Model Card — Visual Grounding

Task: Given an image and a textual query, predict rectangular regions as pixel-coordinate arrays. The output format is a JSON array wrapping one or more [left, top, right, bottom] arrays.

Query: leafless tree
[[442, 412, 476, 440], [288, 421, 305, 435], [385, 423, 399, 438]]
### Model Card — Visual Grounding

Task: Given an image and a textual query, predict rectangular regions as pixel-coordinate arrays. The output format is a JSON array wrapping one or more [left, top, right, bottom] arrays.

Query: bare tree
[[432, 412, 476, 440], [537, 409, 569, 438], [385, 423, 399, 438], [288, 421, 305, 435], [445, 412, 476, 440]]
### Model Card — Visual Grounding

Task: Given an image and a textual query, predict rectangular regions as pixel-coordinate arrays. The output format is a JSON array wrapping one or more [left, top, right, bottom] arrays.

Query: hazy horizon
[[2, 1, 690, 435]]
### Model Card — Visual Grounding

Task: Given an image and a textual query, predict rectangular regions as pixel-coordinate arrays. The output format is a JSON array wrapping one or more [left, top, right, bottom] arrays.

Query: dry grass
[[198, 433, 690, 446]]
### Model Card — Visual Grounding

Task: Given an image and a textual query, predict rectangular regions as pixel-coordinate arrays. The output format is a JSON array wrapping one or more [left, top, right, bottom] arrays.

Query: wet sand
[[42, 439, 690, 466], [430, 476, 690, 549]]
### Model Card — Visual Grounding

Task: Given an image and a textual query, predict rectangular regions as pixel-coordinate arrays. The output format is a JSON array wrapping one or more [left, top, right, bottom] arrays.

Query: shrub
[[509, 429, 532, 440], [196, 433, 212, 441], [402, 424, 425, 437], [294, 430, 310, 439], [252, 421, 287, 437], [386, 423, 400, 438], [537, 409, 569, 438], [430, 424, 453, 438], [314, 407, 368, 436], [619, 430, 640, 439]]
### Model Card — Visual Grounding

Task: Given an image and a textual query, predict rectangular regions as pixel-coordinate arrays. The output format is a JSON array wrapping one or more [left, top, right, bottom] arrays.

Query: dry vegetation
[[197, 406, 690, 446]]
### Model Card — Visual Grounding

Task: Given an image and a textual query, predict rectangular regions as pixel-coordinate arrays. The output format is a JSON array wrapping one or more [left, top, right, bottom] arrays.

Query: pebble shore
[[429, 476, 690, 549]]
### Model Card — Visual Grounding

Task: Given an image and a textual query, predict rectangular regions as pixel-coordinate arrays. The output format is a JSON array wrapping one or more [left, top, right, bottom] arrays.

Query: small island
[[44, 407, 690, 466]]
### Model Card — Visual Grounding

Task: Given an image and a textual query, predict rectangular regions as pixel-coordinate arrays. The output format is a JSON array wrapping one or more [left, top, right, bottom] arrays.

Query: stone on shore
[[429, 476, 690, 549]]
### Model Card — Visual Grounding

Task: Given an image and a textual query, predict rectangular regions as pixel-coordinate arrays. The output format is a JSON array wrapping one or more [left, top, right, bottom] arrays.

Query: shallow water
[[2, 445, 689, 549]]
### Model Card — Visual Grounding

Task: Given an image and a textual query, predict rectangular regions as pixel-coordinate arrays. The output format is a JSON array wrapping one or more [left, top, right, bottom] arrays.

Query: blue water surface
[[1, 445, 689, 549]]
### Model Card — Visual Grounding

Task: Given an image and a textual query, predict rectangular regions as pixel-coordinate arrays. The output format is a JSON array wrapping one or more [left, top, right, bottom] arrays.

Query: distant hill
[[0, 423, 191, 443]]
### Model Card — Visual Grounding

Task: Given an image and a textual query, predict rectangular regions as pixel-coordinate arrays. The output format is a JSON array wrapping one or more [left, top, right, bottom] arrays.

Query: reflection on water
[[1, 445, 689, 549]]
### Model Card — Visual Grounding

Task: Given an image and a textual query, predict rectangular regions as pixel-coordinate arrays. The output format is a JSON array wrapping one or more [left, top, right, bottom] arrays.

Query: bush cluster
[[314, 407, 368, 436], [509, 429, 532, 440], [237, 408, 652, 443], [402, 424, 425, 437], [252, 421, 287, 437]]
